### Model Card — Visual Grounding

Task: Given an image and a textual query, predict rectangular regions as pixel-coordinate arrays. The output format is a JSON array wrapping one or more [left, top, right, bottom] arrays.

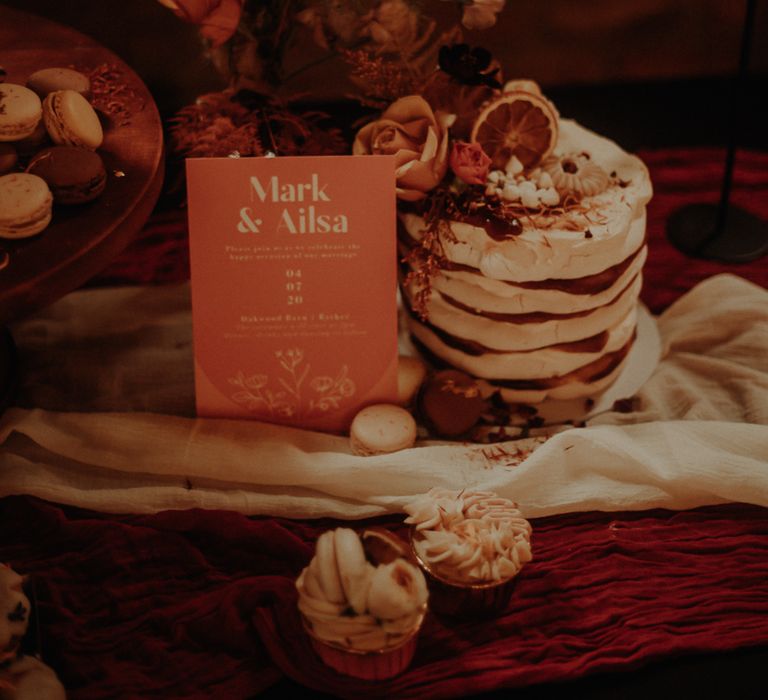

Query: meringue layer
[[400, 120, 651, 283]]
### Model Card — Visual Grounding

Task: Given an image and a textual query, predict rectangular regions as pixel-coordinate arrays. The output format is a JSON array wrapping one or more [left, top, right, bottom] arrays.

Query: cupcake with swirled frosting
[[1, 563, 30, 666], [0, 563, 66, 699], [296, 527, 428, 680], [405, 488, 532, 616]]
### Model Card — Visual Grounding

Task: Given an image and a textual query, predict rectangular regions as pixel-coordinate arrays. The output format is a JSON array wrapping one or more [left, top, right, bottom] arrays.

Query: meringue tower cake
[[400, 106, 652, 405]]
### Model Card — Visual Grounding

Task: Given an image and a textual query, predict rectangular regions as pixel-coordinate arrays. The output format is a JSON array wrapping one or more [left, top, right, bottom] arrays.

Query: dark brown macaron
[[418, 369, 484, 438], [0, 143, 17, 174], [26, 67, 91, 100], [27, 145, 106, 204]]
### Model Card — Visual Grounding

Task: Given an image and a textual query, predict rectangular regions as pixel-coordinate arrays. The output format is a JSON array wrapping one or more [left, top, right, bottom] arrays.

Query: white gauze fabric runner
[[1, 273, 767, 519]]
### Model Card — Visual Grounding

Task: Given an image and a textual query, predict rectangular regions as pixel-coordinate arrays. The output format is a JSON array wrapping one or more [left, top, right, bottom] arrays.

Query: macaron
[[42, 90, 103, 150], [349, 404, 417, 456], [0, 144, 18, 174], [0, 84, 42, 142], [418, 370, 484, 438], [27, 146, 107, 204], [0, 173, 53, 239], [397, 355, 427, 406], [27, 67, 91, 99]]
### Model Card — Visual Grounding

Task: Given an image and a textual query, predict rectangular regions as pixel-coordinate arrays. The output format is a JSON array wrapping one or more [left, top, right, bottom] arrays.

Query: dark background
[[2, 0, 768, 150]]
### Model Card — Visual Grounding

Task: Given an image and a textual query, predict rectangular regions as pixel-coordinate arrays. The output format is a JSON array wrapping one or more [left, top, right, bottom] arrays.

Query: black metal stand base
[[666, 203, 768, 263]]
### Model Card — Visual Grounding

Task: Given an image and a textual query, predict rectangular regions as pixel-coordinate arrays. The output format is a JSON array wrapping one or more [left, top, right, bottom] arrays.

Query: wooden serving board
[[0, 5, 164, 325]]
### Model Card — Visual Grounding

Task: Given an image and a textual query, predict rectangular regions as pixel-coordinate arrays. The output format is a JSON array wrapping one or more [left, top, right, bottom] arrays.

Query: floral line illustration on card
[[228, 348, 356, 418]]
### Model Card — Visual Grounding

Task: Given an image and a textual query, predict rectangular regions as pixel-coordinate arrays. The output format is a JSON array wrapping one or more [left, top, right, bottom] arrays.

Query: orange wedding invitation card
[[186, 155, 398, 432]]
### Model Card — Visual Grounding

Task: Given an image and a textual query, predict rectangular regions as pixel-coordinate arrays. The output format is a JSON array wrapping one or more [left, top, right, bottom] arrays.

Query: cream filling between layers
[[404, 273, 642, 351], [400, 204, 646, 283], [400, 120, 652, 283], [421, 243, 647, 315], [409, 305, 636, 380], [484, 352, 631, 403]]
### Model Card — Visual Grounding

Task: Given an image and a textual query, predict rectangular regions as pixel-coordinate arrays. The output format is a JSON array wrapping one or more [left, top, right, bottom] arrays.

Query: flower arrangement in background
[[158, 0, 245, 48], [160, 1, 505, 96], [159, 0, 507, 159], [160, 1, 610, 322], [160, 0, 629, 355]]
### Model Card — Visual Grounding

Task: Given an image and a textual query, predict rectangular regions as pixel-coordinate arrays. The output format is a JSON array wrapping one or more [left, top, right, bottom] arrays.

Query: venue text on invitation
[[186, 155, 398, 432]]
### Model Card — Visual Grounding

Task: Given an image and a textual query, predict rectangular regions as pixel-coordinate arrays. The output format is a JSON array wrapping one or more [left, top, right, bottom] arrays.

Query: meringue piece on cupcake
[[405, 489, 532, 616], [296, 527, 428, 679]]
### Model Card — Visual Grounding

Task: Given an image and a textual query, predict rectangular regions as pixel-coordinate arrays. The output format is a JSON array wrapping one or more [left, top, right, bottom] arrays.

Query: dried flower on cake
[[353, 96, 455, 201], [450, 141, 492, 185]]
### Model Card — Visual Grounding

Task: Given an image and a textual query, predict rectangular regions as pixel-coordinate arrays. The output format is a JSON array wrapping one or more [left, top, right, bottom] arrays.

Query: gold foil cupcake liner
[[410, 531, 518, 618]]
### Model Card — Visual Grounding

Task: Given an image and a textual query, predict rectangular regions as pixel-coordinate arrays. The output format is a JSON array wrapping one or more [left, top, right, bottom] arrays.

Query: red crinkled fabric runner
[[1, 496, 767, 698], [88, 208, 192, 287], [640, 148, 768, 312]]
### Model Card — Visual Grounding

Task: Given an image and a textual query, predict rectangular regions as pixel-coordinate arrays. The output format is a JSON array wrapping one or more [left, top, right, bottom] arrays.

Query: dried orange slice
[[470, 91, 558, 170]]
